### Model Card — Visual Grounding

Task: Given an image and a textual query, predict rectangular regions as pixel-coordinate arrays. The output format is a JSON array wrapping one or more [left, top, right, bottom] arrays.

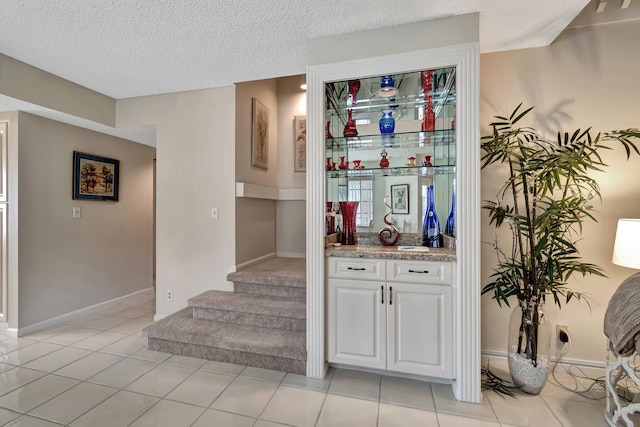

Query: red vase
[[339, 201, 359, 245], [326, 121, 333, 139], [343, 109, 358, 138], [348, 80, 361, 105], [421, 96, 435, 132], [420, 70, 434, 96], [338, 156, 347, 170]]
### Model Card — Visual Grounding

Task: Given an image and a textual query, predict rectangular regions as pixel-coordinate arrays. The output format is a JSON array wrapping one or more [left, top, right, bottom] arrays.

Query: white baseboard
[[276, 251, 305, 259], [153, 313, 167, 321], [16, 287, 154, 337], [481, 349, 606, 370], [0, 321, 15, 337], [235, 252, 277, 272]]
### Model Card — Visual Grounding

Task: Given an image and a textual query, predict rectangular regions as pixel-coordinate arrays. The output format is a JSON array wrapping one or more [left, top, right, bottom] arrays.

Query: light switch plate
[[73, 207, 81, 218], [211, 207, 218, 219]]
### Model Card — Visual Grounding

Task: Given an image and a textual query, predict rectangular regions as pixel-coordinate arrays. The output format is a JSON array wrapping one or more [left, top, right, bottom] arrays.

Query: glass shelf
[[326, 129, 454, 150], [326, 165, 455, 179], [325, 95, 455, 119], [326, 69, 456, 118]]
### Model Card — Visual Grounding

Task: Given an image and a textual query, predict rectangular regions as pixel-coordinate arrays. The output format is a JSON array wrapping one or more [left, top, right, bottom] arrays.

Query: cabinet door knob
[[347, 267, 366, 271], [389, 286, 393, 305], [381, 285, 384, 304], [408, 269, 429, 274]]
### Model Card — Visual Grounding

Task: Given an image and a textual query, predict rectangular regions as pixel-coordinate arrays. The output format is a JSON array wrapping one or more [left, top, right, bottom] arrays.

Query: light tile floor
[[0, 290, 609, 426]]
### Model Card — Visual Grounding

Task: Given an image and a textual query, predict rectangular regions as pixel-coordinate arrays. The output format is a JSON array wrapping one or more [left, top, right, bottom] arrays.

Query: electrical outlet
[[556, 324, 570, 344], [167, 290, 173, 301]]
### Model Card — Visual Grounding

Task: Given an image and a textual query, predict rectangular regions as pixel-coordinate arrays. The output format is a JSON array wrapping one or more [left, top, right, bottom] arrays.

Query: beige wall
[[307, 14, 479, 66], [17, 112, 154, 327], [276, 77, 307, 189], [481, 20, 640, 364], [276, 200, 305, 258], [236, 198, 277, 263], [117, 87, 237, 318], [0, 54, 115, 126], [275, 77, 306, 258], [235, 79, 279, 265]]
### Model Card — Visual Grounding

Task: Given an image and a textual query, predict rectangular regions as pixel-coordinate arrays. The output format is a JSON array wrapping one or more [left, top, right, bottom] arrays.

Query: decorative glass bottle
[[343, 109, 358, 138], [339, 201, 359, 245], [421, 96, 435, 132], [444, 184, 456, 237], [347, 79, 361, 106], [379, 109, 395, 134], [422, 185, 441, 247], [338, 156, 347, 170], [379, 149, 389, 168]]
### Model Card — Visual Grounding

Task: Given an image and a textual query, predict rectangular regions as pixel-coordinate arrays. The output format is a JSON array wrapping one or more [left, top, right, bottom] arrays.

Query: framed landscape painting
[[73, 151, 119, 201]]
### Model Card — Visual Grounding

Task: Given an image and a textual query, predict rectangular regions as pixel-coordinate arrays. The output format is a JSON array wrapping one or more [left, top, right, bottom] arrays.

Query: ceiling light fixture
[[376, 75, 398, 98]]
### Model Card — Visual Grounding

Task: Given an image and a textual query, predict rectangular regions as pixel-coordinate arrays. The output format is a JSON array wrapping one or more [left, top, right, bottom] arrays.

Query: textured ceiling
[[1, 0, 591, 99]]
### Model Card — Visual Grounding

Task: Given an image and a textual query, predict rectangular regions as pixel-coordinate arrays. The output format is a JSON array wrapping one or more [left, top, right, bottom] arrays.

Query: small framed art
[[73, 151, 119, 201], [391, 184, 409, 214]]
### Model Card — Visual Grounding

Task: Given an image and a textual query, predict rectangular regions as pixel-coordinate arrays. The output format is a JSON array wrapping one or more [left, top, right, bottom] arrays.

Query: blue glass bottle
[[444, 184, 456, 237], [422, 185, 441, 247]]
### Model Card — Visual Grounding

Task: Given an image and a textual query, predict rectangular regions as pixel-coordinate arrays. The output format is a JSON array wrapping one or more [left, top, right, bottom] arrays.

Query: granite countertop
[[325, 244, 456, 261]]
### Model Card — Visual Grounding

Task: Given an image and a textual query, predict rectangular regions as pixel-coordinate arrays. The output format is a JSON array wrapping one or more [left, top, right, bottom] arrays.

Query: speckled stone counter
[[325, 244, 456, 261]]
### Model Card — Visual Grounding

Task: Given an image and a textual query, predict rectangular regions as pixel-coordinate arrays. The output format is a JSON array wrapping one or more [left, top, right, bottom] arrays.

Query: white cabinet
[[327, 279, 386, 369], [327, 257, 454, 379]]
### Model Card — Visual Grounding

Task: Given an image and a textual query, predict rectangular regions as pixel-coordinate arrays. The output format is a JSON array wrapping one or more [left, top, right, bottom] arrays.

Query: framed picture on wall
[[72, 151, 119, 201], [294, 115, 306, 172], [391, 184, 409, 214], [251, 98, 269, 170]]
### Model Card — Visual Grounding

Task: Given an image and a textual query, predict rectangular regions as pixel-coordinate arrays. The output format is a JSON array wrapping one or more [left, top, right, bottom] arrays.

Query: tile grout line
[[2, 294, 507, 427], [0, 305, 158, 424]]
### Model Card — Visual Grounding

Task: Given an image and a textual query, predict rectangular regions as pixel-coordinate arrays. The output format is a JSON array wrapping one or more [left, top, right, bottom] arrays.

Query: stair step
[[233, 282, 305, 300], [141, 308, 306, 374], [226, 257, 305, 289], [189, 291, 305, 331]]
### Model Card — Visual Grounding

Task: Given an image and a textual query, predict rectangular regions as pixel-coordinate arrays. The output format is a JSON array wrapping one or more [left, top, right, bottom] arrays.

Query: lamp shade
[[612, 219, 640, 269]]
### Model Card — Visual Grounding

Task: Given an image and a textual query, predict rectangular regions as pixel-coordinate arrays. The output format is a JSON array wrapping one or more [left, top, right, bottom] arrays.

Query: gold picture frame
[[251, 98, 269, 170]]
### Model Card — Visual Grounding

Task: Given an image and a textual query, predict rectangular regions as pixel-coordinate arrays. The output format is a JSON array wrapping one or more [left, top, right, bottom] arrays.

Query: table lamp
[[612, 218, 640, 269]]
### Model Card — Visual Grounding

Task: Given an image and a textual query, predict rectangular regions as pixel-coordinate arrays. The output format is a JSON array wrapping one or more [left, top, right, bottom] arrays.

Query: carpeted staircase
[[141, 258, 306, 374]]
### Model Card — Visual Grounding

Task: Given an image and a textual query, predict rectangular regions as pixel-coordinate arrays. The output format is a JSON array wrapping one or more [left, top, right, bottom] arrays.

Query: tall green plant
[[481, 104, 640, 309]]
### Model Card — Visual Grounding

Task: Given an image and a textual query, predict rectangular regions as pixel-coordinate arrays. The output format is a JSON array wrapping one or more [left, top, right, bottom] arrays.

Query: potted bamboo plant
[[481, 104, 640, 394]]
